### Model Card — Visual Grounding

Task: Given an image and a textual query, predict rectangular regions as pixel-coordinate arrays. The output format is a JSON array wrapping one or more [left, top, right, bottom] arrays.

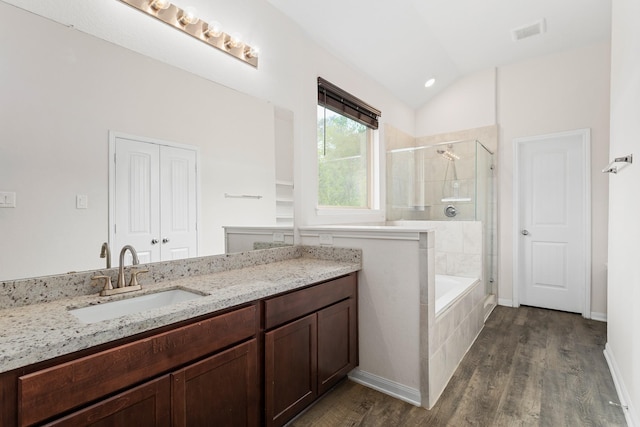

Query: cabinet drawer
[[264, 274, 356, 330], [18, 304, 257, 427]]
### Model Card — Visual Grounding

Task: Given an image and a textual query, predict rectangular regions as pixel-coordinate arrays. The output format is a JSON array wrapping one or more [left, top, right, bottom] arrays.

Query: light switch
[[0, 192, 16, 208], [76, 194, 88, 209]]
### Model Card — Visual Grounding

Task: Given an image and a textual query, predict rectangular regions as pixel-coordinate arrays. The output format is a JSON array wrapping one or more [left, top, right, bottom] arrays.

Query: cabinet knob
[[162, 238, 170, 244], [521, 229, 530, 236], [151, 239, 159, 245]]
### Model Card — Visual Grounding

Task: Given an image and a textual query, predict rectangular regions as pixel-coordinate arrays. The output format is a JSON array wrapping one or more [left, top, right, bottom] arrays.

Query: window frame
[[316, 78, 382, 214]]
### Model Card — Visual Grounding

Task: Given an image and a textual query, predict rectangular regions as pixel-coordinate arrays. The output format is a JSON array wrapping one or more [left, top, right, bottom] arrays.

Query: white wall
[[0, 2, 276, 280], [415, 68, 496, 137], [605, 0, 640, 424], [0, 0, 416, 279], [415, 42, 611, 318], [0, 0, 415, 230], [498, 42, 611, 318]]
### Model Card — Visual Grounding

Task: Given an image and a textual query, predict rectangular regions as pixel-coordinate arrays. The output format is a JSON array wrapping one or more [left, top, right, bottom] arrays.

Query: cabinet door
[[172, 339, 259, 427], [43, 376, 170, 427], [317, 298, 358, 395], [265, 314, 317, 427]]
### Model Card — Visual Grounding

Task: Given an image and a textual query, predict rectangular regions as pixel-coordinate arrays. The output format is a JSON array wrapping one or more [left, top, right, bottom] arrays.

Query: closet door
[[112, 135, 198, 266], [160, 145, 197, 262], [114, 137, 161, 265]]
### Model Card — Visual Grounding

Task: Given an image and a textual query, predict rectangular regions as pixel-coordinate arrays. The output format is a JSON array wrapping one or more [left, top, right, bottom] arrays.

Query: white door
[[514, 129, 590, 315], [159, 145, 197, 261], [111, 134, 198, 266]]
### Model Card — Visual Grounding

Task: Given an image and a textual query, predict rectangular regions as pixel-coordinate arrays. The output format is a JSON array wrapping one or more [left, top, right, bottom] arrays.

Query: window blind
[[317, 77, 381, 130]]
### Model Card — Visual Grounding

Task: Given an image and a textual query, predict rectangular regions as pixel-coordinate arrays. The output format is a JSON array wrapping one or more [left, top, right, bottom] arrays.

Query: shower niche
[[386, 139, 494, 221]]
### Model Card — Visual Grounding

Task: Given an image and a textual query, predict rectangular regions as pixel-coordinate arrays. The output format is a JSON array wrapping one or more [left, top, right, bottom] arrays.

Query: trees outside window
[[317, 106, 372, 208]]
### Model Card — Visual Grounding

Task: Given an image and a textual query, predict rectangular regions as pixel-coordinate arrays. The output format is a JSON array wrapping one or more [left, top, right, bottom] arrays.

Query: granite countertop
[[0, 255, 360, 374]]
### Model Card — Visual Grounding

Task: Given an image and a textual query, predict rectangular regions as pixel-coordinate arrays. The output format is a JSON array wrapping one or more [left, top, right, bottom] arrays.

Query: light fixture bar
[[118, 0, 259, 68]]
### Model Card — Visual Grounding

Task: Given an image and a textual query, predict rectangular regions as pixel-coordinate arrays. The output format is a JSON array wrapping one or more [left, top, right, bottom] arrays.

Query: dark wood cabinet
[[43, 376, 171, 427], [44, 339, 259, 427], [0, 273, 358, 427], [264, 273, 358, 427], [265, 314, 317, 426], [317, 298, 357, 395], [7, 305, 259, 427], [172, 339, 259, 427]]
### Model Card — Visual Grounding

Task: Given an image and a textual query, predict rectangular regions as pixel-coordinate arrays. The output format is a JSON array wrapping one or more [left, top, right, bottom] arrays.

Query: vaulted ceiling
[[268, 0, 612, 108], [4, 0, 611, 110]]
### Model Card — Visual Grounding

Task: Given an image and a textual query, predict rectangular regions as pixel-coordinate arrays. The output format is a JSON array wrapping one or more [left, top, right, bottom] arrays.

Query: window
[[317, 78, 381, 209]]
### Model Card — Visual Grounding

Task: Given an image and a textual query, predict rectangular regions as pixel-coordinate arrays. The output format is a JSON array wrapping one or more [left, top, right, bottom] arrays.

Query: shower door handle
[[521, 229, 530, 236]]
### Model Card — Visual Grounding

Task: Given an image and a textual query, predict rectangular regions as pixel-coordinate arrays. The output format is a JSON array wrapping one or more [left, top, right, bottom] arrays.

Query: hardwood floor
[[289, 306, 626, 426]]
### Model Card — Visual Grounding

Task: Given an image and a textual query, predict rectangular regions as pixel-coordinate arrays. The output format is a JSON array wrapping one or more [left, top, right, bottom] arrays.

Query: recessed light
[[424, 78, 436, 88]]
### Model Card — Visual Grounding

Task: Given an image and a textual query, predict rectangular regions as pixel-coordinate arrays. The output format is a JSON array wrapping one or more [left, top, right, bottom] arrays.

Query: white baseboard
[[498, 298, 513, 307], [604, 343, 638, 427], [590, 311, 607, 322], [348, 369, 421, 407]]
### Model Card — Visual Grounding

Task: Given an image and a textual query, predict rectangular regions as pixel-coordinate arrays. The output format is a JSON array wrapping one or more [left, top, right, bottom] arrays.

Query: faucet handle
[[91, 275, 113, 292], [129, 268, 149, 287]]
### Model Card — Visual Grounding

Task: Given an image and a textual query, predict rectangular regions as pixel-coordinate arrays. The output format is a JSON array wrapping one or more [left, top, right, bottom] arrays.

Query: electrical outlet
[[318, 233, 333, 245]]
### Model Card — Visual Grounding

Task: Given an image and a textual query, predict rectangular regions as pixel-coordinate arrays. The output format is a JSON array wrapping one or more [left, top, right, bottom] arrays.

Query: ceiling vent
[[511, 19, 546, 41]]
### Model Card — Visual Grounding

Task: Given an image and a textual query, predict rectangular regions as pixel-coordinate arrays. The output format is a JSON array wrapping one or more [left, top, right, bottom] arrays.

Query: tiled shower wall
[[385, 124, 498, 295]]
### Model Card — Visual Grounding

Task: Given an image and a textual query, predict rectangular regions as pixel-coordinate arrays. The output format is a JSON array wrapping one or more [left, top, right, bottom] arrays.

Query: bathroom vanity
[[0, 247, 360, 426]]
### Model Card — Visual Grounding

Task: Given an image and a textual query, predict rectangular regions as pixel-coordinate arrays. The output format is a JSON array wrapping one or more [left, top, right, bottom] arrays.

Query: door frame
[[108, 131, 201, 260], [512, 128, 591, 318]]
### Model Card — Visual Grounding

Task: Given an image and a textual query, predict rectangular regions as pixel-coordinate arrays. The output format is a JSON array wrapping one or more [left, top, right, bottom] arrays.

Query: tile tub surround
[[427, 278, 484, 408], [300, 224, 486, 410], [388, 220, 482, 278], [0, 246, 361, 373]]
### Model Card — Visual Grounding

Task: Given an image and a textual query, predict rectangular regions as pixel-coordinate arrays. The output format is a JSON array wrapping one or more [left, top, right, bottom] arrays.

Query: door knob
[[151, 239, 159, 245], [521, 229, 530, 236], [162, 238, 170, 244]]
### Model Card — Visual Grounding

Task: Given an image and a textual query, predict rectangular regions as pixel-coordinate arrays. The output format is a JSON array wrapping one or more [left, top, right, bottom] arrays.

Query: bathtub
[[435, 274, 479, 315]]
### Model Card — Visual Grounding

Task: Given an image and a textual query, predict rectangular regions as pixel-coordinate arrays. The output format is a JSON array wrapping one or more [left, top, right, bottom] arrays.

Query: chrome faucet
[[100, 242, 111, 269], [117, 245, 140, 288]]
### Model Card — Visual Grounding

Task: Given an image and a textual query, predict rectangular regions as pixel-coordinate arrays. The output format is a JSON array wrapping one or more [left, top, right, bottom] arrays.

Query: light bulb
[[149, 0, 170, 10], [244, 45, 259, 59], [204, 21, 223, 38], [226, 33, 243, 49], [424, 78, 436, 88], [178, 6, 199, 26]]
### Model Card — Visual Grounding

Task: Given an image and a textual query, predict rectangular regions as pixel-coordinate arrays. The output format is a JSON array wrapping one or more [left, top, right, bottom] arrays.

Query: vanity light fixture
[[177, 6, 199, 26], [203, 21, 223, 39], [118, 0, 259, 67], [149, 0, 170, 10], [225, 33, 243, 50], [244, 45, 259, 59]]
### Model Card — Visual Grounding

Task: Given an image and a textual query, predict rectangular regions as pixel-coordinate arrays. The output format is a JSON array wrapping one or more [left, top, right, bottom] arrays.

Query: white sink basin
[[69, 289, 204, 324]]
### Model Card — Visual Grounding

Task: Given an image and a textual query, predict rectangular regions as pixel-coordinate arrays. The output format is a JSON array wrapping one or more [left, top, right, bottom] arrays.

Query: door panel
[[172, 339, 258, 427], [114, 138, 160, 265], [516, 130, 589, 314], [160, 146, 197, 262], [265, 314, 317, 427], [43, 376, 171, 427], [317, 298, 357, 395]]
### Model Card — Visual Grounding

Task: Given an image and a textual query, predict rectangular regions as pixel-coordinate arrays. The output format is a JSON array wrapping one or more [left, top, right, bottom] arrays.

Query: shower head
[[437, 148, 459, 161]]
